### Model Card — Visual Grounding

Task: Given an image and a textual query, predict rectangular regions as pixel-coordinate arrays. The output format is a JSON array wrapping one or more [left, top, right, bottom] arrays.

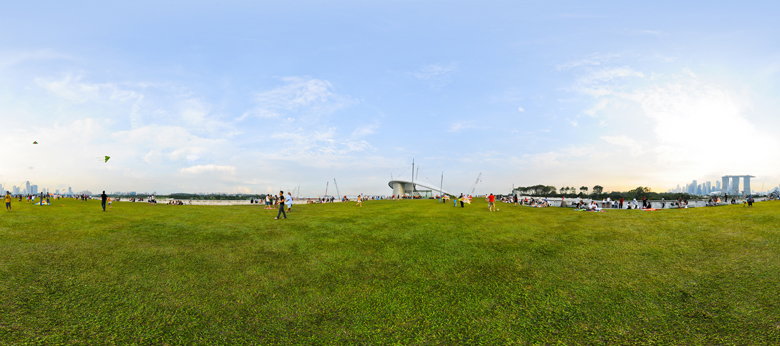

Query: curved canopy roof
[[388, 180, 452, 196]]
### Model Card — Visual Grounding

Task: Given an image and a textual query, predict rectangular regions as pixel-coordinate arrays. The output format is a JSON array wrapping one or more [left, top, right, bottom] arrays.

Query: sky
[[2, 1, 780, 196]]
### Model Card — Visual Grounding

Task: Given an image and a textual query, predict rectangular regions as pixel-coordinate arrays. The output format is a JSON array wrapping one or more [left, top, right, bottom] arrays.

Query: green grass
[[1, 198, 779, 345]]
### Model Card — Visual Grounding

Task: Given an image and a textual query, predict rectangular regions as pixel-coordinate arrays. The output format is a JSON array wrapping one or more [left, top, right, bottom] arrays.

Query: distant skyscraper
[[68, 187, 73, 195], [716, 180, 721, 190], [25, 181, 30, 195], [31, 185, 38, 195], [705, 181, 712, 194], [56, 189, 59, 194]]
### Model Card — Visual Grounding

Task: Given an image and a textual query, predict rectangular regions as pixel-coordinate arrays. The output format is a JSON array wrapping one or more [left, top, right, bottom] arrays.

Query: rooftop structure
[[388, 180, 451, 197]]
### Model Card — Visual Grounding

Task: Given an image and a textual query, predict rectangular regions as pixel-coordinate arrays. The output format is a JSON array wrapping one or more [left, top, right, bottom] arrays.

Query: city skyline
[[2, 2, 780, 195]]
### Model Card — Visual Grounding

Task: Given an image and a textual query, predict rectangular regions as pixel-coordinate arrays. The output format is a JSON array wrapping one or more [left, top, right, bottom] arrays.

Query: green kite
[[33, 141, 38, 144], [104, 156, 110, 163]]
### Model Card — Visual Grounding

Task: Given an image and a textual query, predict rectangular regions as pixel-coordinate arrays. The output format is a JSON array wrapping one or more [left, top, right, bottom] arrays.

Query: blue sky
[[2, 1, 780, 195]]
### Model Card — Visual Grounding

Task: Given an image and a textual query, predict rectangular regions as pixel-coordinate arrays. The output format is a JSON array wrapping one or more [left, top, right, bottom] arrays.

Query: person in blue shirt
[[285, 192, 293, 213]]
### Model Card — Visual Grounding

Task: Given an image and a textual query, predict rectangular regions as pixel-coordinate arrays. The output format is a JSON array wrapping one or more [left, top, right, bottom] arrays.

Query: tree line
[[513, 185, 696, 200]]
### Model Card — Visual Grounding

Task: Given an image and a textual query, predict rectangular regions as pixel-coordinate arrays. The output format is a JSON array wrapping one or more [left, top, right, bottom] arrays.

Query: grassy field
[[1, 198, 779, 345]]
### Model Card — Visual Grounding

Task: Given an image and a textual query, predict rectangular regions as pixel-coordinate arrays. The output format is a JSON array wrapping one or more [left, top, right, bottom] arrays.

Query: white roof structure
[[388, 180, 452, 196]]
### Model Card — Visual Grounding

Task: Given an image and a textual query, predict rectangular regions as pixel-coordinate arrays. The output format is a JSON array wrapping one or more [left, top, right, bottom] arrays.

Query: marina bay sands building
[[721, 175, 755, 196]]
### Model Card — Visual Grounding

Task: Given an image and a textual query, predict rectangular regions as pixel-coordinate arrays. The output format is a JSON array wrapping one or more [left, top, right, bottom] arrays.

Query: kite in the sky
[[33, 141, 38, 144], [104, 156, 110, 163]]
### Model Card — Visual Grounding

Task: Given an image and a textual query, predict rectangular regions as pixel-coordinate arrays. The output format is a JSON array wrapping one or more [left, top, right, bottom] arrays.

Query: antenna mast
[[324, 181, 329, 197], [470, 172, 482, 195], [440, 171, 444, 197], [334, 179, 341, 199]]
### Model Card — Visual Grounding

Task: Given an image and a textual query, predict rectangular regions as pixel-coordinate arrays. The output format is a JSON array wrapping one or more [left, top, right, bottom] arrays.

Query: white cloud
[[556, 53, 625, 71], [600, 135, 644, 156], [412, 63, 458, 88], [179, 165, 236, 174], [351, 123, 379, 138], [36, 75, 143, 104], [241, 77, 341, 120], [518, 106, 525, 112], [0, 50, 71, 70], [572, 68, 780, 184], [571, 67, 645, 97], [584, 99, 609, 116], [448, 120, 481, 132], [577, 67, 645, 85]]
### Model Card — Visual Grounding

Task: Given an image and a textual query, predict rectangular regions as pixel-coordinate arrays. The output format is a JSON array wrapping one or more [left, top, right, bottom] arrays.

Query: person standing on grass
[[514, 194, 519, 207], [356, 193, 362, 207], [108, 196, 112, 209], [459, 193, 465, 208], [101, 191, 107, 211], [488, 193, 496, 212], [286, 192, 293, 212], [661, 197, 665, 209], [275, 191, 287, 220], [5, 191, 11, 211]]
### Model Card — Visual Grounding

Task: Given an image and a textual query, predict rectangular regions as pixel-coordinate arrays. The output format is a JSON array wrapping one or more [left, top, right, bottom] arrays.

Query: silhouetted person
[[101, 191, 107, 211]]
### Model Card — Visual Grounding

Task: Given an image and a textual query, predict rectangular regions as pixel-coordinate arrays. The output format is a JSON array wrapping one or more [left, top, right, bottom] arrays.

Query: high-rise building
[[25, 181, 30, 195], [68, 187, 73, 195], [56, 189, 59, 194], [705, 181, 712, 194], [13, 186, 20, 194], [716, 180, 721, 190], [31, 185, 38, 195]]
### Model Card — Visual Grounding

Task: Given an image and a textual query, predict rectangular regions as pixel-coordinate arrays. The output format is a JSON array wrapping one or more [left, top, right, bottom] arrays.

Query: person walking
[[356, 194, 362, 207], [661, 197, 665, 209], [274, 191, 287, 220], [101, 191, 108, 211], [286, 192, 293, 212], [5, 191, 11, 211], [108, 196, 112, 209], [488, 193, 496, 211]]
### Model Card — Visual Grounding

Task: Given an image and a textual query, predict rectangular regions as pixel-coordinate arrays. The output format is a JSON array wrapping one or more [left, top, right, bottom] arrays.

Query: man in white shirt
[[286, 192, 293, 212]]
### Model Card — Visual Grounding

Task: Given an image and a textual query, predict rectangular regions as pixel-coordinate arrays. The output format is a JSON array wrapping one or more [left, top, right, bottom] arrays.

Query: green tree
[[580, 186, 588, 195], [628, 186, 652, 198], [593, 185, 604, 196]]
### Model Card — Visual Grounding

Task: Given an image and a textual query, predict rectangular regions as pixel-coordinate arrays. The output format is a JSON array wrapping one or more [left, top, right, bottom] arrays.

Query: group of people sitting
[[527, 198, 551, 207], [167, 200, 185, 205]]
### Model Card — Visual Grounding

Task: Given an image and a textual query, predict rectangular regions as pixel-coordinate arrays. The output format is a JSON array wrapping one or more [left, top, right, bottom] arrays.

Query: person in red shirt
[[488, 193, 496, 212]]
